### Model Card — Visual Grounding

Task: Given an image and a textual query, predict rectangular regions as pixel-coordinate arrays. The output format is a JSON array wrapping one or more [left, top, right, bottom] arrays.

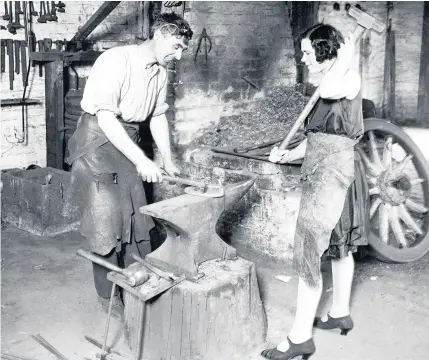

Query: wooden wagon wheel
[[359, 118, 429, 262]]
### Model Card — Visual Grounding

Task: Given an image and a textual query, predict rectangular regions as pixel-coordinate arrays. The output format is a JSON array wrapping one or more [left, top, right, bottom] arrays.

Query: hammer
[[162, 175, 224, 197], [76, 249, 149, 287], [271, 5, 385, 156]]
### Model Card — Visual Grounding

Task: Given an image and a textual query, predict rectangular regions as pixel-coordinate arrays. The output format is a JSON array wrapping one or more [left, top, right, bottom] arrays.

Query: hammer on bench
[[270, 5, 385, 160], [76, 249, 149, 287]]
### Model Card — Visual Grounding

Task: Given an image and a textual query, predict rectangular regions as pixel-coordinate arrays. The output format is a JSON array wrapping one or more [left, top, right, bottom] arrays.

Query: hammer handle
[[278, 25, 366, 151], [163, 175, 205, 188], [76, 249, 129, 278]]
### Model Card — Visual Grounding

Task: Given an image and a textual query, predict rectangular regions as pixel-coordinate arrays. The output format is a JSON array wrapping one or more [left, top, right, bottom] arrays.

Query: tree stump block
[[123, 257, 266, 360]]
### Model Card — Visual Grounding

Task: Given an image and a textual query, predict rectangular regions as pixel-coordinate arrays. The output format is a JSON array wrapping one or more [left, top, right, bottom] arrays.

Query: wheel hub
[[377, 170, 412, 206]]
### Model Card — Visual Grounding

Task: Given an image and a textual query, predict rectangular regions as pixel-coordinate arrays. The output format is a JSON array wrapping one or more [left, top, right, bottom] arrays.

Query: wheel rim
[[361, 119, 429, 262]]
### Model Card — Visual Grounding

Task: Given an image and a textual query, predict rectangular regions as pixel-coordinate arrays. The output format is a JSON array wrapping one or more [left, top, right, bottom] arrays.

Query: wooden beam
[[30, 50, 103, 63], [45, 61, 65, 169], [70, 1, 121, 42], [417, 2, 429, 124]]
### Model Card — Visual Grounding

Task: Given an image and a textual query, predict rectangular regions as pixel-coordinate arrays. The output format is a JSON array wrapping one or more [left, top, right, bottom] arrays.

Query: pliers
[[194, 28, 212, 65]]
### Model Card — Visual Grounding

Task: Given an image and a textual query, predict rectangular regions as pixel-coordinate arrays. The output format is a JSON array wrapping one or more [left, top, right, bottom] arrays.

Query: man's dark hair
[[150, 13, 193, 40], [299, 24, 344, 63]]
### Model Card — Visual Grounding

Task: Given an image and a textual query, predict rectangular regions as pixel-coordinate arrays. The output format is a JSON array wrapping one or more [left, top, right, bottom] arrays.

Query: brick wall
[[170, 1, 296, 146], [319, 1, 425, 124], [0, 1, 141, 170]]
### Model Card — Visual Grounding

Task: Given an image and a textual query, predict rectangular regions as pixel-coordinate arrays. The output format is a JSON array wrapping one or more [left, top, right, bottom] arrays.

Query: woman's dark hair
[[299, 24, 344, 63], [150, 13, 193, 40]]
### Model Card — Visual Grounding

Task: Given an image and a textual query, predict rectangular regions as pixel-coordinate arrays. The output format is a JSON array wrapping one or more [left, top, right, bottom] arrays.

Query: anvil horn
[[139, 178, 255, 277], [224, 178, 255, 210]]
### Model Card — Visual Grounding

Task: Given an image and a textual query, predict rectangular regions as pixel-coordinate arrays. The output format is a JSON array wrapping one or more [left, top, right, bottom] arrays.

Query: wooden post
[[382, 2, 396, 120], [45, 60, 65, 169], [417, 2, 429, 124]]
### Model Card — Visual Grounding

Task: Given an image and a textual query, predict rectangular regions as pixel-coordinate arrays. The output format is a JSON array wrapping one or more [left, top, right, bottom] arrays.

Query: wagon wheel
[[359, 118, 429, 262]]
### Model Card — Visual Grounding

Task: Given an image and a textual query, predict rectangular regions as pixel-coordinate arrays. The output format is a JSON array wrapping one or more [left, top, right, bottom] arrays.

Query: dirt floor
[[1, 224, 429, 360]]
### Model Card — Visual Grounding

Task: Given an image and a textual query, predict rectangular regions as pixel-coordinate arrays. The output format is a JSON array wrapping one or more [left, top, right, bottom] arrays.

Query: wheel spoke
[[391, 154, 414, 179], [382, 136, 393, 169], [410, 178, 425, 187], [367, 176, 377, 186], [379, 203, 390, 243], [357, 147, 381, 177], [398, 204, 423, 235], [389, 206, 408, 248], [405, 199, 429, 214], [369, 187, 380, 196], [370, 197, 382, 219], [368, 131, 382, 168]]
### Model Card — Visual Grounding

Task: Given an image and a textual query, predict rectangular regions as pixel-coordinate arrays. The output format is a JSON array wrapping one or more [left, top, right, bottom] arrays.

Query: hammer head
[[348, 5, 385, 34], [123, 266, 150, 287]]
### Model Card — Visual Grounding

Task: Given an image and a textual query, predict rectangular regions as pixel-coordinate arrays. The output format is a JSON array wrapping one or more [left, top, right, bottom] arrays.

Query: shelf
[[1, 98, 41, 107]]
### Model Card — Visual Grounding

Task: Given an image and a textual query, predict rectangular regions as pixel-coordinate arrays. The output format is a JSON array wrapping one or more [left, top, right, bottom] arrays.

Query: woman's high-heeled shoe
[[261, 337, 315, 360], [314, 314, 354, 336]]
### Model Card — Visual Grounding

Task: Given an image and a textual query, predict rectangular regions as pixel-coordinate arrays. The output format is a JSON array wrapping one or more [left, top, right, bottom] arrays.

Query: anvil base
[[123, 257, 266, 360]]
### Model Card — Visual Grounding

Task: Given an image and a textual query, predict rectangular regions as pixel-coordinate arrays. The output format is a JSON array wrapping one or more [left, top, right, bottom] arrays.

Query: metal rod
[[100, 284, 117, 360], [31, 334, 70, 360]]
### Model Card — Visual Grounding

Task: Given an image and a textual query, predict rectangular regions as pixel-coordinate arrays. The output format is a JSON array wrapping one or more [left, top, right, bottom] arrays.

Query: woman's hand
[[269, 146, 292, 164]]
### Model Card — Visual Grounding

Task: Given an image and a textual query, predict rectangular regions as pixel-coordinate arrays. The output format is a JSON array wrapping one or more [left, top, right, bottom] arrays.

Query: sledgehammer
[[76, 249, 149, 287], [270, 6, 385, 160]]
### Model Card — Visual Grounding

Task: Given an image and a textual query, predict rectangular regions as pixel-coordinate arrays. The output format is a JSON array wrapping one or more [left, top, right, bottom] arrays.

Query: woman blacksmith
[[264, 24, 370, 359]]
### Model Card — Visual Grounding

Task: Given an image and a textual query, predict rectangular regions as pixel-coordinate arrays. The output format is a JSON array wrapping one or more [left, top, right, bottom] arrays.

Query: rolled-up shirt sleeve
[[81, 49, 127, 116], [152, 72, 169, 117]]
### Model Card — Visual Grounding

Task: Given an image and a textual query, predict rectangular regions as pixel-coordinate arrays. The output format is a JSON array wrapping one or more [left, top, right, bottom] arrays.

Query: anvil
[[140, 179, 255, 277]]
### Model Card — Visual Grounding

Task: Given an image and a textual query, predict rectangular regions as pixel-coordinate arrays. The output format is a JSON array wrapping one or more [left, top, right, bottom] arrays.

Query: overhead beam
[[70, 1, 121, 42]]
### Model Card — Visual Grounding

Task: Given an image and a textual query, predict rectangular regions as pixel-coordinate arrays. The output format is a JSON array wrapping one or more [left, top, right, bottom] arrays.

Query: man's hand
[[136, 159, 163, 183], [163, 159, 181, 176], [269, 146, 292, 164]]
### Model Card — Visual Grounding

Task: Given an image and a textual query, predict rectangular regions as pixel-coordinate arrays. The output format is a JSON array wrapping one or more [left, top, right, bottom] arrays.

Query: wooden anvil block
[[123, 257, 267, 360]]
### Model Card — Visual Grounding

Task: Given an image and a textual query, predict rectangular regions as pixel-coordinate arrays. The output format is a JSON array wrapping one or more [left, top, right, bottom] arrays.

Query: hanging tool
[[76, 249, 150, 287], [3, 1, 10, 20], [37, 40, 43, 76], [29, 1, 38, 16], [20, 40, 27, 86], [17, 1, 24, 14], [29, 30, 36, 67], [13, 40, 20, 74], [7, 2, 16, 34], [55, 1, 66, 13], [1, 39, 6, 73], [23, 1, 28, 43], [49, 1, 57, 21], [55, 39, 63, 51], [37, 1, 46, 23], [43, 37, 52, 51], [194, 28, 212, 65], [7, 39, 14, 89], [31, 334, 70, 360], [45, 1, 52, 21], [268, 5, 385, 162], [12, 1, 24, 30]]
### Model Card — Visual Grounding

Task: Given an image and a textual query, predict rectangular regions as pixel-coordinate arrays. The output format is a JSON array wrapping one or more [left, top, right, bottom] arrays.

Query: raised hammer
[[272, 5, 385, 155]]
